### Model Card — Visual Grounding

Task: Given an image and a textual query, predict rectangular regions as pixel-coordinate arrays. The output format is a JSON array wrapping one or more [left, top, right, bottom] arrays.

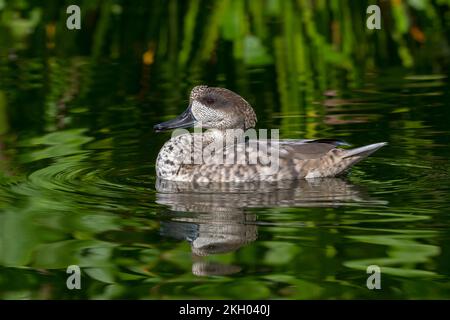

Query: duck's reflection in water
[[156, 178, 384, 276]]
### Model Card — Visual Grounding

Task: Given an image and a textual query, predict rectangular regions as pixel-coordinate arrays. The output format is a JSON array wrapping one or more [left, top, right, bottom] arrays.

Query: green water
[[1, 1, 450, 299]]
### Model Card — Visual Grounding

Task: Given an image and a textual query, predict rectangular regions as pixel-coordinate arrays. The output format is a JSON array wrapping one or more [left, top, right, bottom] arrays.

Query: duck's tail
[[324, 142, 387, 178], [342, 142, 387, 161]]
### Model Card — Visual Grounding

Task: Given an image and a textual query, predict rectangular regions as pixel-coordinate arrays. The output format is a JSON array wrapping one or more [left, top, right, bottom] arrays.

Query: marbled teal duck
[[154, 85, 386, 183]]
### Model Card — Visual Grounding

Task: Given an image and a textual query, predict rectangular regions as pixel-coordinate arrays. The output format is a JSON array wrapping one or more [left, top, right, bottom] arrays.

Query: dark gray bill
[[154, 107, 197, 132]]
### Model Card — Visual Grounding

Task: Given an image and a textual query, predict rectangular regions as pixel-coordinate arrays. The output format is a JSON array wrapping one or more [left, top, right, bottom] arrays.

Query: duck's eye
[[204, 96, 215, 105]]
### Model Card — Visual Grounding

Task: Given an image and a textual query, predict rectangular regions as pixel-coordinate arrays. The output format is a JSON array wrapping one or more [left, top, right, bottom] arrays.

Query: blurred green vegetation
[[1, 0, 448, 66], [0, 0, 449, 130]]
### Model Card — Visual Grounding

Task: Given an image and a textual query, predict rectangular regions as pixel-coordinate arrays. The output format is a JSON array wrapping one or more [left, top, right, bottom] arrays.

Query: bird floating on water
[[154, 85, 386, 183]]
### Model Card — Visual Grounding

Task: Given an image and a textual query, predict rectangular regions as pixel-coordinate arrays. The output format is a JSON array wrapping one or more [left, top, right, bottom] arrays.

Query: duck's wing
[[215, 138, 347, 166], [278, 138, 350, 147], [235, 138, 348, 160], [277, 139, 349, 160], [220, 138, 347, 161]]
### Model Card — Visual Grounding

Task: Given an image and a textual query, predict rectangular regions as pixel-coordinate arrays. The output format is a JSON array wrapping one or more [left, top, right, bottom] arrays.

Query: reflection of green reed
[[344, 229, 440, 277], [0, 128, 166, 299]]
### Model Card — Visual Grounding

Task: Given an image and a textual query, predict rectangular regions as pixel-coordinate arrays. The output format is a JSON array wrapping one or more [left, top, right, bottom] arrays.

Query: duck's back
[[169, 138, 386, 182]]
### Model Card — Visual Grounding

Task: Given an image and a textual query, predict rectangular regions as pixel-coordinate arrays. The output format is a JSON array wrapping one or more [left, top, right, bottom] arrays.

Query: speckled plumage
[[155, 86, 387, 182]]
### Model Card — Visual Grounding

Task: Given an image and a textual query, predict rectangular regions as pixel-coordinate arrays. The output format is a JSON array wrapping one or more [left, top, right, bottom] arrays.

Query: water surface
[[1, 60, 449, 299]]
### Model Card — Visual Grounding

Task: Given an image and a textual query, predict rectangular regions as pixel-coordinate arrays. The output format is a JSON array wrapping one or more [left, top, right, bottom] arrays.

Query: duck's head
[[154, 85, 257, 132]]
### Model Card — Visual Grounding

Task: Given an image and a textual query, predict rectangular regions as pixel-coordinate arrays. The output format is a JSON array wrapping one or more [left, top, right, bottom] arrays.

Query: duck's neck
[[204, 128, 247, 144], [201, 128, 248, 156]]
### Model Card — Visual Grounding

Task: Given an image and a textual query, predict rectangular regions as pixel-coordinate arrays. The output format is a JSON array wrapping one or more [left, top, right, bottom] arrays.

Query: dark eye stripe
[[204, 97, 215, 104]]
